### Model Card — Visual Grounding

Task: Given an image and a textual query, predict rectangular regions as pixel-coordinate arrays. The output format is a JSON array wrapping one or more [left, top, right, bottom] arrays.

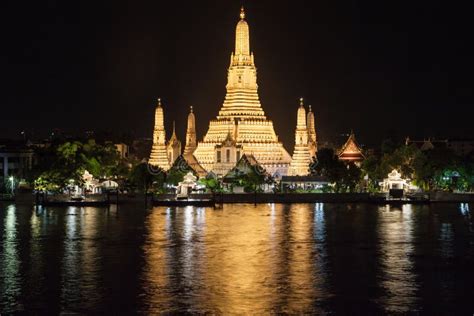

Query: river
[[1, 202, 473, 314]]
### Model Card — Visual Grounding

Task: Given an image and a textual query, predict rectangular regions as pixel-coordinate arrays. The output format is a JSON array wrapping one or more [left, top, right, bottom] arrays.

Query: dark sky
[[1, 0, 473, 149]]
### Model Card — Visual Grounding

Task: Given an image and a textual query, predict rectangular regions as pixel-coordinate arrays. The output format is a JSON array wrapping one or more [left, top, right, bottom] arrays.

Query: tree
[[224, 161, 268, 193], [361, 154, 381, 191], [129, 163, 165, 193], [32, 140, 128, 192], [311, 148, 362, 192], [242, 169, 266, 193], [199, 175, 222, 194], [343, 162, 362, 192]]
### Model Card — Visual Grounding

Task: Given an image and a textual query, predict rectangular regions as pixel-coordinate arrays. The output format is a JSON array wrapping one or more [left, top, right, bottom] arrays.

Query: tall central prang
[[193, 7, 292, 176]]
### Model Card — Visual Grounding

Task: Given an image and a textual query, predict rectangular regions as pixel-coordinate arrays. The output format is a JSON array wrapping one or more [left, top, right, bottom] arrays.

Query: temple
[[167, 121, 181, 165], [149, 98, 171, 170], [182, 106, 207, 177], [338, 131, 365, 165], [289, 98, 313, 176], [307, 105, 317, 158], [183, 106, 197, 156], [192, 7, 292, 176]]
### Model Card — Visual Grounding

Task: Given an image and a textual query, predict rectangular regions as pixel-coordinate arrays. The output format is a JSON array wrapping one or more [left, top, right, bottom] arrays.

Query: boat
[[152, 198, 215, 207]]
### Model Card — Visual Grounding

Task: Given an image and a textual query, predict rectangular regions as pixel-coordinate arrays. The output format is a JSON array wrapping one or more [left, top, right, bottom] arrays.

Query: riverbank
[[3, 192, 473, 206], [154, 192, 474, 204]]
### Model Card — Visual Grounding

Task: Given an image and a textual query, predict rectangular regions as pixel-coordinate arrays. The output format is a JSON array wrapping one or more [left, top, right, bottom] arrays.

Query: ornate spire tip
[[240, 6, 245, 19], [190, 105, 193, 113], [299, 97, 304, 106]]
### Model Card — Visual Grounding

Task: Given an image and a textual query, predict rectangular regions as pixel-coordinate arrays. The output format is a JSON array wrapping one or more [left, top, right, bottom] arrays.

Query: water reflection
[[377, 204, 418, 313], [200, 204, 275, 313], [141, 204, 329, 313], [61, 207, 81, 308], [285, 204, 321, 313], [1, 203, 474, 313], [0, 205, 20, 310], [141, 207, 173, 311]]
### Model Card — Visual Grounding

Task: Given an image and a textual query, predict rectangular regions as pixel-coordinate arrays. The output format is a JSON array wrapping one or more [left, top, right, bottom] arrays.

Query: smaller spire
[[172, 121, 176, 135], [308, 104, 312, 112], [299, 97, 304, 107], [240, 6, 245, 20]]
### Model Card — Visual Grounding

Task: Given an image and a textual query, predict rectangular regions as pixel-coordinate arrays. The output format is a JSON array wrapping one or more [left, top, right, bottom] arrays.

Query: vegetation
[[224, 164, 269, 193], [129, 162, 165, 193], [361, 143, 474, 192], [165, 155, 196, 186], [23, 138, 474, 195], [31, 140, 129, 192], [199, 175, 223, 194], [310, 148, 361, 193]]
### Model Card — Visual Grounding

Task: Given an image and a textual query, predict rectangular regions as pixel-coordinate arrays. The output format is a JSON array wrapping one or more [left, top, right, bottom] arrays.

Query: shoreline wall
[[5, 192, 474, 206]]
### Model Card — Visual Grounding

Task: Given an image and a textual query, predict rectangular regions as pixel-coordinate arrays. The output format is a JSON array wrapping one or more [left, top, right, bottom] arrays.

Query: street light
[[9, 176, 14, 195]]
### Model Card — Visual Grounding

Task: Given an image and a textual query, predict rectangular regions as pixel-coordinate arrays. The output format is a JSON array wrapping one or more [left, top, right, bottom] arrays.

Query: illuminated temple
[[338, 131, 365, 166], [288, 99, 313, 176], [192, 7, 292, 176], [149, 98, 171, 170]]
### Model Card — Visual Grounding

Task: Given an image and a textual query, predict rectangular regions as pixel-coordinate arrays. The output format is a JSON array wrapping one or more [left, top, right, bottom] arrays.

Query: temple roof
[[183, 154, 207, 177], [223, 153, 268, 181], [338, 131, 365, 161]]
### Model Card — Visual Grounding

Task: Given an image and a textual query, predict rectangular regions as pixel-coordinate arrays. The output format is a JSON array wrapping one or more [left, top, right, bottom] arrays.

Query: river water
[[1, 202, 473, 314]]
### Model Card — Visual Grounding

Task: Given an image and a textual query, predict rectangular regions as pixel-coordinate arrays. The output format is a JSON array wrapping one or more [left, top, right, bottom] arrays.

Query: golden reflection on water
[[142, 207, 173, 311], [285, 204, 320, 313], [142, 204, 325, 313], [2, 203, 474, 313], [200, 204, 276, 313], [377, 204, 418, 312]]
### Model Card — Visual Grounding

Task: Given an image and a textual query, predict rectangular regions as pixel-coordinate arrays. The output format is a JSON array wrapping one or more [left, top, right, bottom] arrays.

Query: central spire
[[235, 6, 250, 56], [193, 7, 292, 176]]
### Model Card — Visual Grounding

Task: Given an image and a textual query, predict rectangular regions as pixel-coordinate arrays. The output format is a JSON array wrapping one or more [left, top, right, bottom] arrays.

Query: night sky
[[1, 0, 473, 149]]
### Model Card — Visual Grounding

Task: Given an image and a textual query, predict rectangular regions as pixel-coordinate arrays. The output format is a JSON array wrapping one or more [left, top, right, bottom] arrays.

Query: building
[[213, 133, 243, 177], [167, 122, 182, 165], [182, 106, 207, 177], [307, 105, 318, 158], [289, 98, 313, 176], [281, 175, 329, 192], [183, 106, 197, 156], [405, 137, 447, 151], [115, 143, 129, 159], [223, 153, 272, 192], [338, 131, 365, 165], [447, 139, 474, 156], [149, 98, 171, 170], [192, 7, 292, 176], [131, 138, 152, 161], [0, 142, 35, 180], [406, 137, 474, 156], [379, 169, 418, 193]]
